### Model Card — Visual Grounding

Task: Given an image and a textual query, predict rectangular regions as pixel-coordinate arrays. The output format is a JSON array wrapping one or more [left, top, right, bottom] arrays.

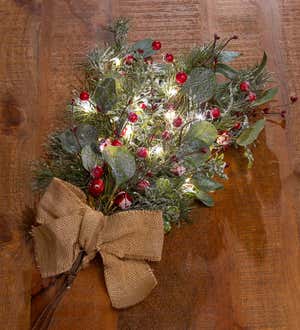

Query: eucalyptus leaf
[[182, 67, 216, 103], [102, 146, 136, 186], [59, 129, 80, 154], [95, 78, 117, 112], [218, 50, 240, 63], [193, 175, 223, 192], [132, 38, 156, 58], [81, 145, 101, 171], [76, 125, 98, 147], [236, 119, 265, 146], [185, 120, 218, 146], [255, 52, 267, 75], [252, 87, 278, 107], [216, 63, 238, 80], [194, 190, 214, 207]]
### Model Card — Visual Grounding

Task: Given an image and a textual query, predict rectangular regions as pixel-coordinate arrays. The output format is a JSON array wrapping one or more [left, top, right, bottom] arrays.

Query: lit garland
[[33, 17, 280, 232]]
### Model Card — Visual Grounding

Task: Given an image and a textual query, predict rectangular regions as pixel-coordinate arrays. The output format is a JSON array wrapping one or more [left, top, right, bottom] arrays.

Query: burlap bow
[[32, 178, 164, 309]]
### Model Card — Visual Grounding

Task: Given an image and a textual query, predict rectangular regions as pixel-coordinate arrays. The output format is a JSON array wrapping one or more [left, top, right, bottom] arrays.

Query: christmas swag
[[32, 17, 280, 314]]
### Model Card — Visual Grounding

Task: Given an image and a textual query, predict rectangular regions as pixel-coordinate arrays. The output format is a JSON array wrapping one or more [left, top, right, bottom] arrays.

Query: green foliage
[[236, 119, 265, 146], [81, 145, 102, 171], [182, 67, 216, 103], [132, 38, 156, 58], [216, 63, 238, 80], [59, 125, 98, 154], [103, 146, 136, 187], [33, 20, 277, 233], [185, 121, 218, 146], [252, 87, 278, 107], [192, 175, 223, 192], [218, 50, 240, 63]]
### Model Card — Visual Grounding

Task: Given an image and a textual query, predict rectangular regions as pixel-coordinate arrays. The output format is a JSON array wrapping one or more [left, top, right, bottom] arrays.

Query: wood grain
[[1, 0, 300, 329]]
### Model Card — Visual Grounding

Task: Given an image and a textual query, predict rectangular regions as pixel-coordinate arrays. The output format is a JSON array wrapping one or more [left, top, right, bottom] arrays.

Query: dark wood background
[[1, 0, 300, 329]]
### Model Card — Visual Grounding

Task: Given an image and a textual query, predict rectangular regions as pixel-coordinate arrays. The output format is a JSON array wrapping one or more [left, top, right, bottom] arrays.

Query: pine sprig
[[33, 19, 278, 232]]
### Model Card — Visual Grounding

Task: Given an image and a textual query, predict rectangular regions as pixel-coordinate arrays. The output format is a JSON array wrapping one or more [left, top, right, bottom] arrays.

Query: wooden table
[[1, 1, 300, 329]]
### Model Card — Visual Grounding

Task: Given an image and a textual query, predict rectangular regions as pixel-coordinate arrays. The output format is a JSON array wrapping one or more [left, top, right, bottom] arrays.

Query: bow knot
[[32, 178, 164, 308]]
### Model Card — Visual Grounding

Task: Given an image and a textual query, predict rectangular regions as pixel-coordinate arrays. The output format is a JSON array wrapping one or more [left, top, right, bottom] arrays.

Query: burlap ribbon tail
[[32, 178, 164, 309]]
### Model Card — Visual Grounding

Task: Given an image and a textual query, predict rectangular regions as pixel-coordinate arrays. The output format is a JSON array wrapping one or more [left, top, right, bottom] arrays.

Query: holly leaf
[[218, 50, 240, 63], [252, 87, 278, 107], [81, 145, 101, 171], [102, 146, 136, 186], [216, 63, 238, 80], [236, 119, 265, 146], [193, 175, 223, 192], [185, 120, 218, 146], [59, 125, 98, 154], [182, 67, 216, 103], [132, 38, 156, 58]]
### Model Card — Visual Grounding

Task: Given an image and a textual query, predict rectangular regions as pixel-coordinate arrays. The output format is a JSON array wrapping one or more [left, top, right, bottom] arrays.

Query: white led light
[[168, 87, 178, 97], [195, 112, 206, 121], [181, 183, 195, 193], [164, 110, 176, 122], [151, 145, 163, 156], [111, 57, 121, 67], [124, 125, 133, 139], [80, 100, 93, 113]]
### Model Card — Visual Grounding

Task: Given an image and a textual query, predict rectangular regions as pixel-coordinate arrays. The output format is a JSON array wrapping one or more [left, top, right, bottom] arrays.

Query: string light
[[167, 87, 178, 97], [80, 100, 93, 113], [111, 57, 121, 67], [151, 145, 164, 156], [124, 125, 133, 139], [195, 113, 206, 121], [164, 110, 176, 122]]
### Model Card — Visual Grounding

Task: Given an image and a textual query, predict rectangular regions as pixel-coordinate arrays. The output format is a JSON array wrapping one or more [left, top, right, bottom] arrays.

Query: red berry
[[128, 112, 138, 123], [176, 71, 188, 84], [233, 122, 241, 130], [152, 40, 162, 51], [280, 110, 286, 118], [91, 166, 104, 179], [124, 54, 135, 65], [116, 127, 127, 137], [137, 48, 144, 54], [137, 147, 148, 158], [211, 107, 221, 119], [239, 81, 250, 92], [248, 92, 257, 102], [80, 91, 89, 101], [137, 179, 150, 191], [114, 191, 133, 210], [146, 171, 153, 177], [88, 178, 105, 197], [162, 130, 171, 140], [200, 147, 209, 154], [144, 57, 153, 64], [140, 103, 147, 110], [171, 165, 186, 176], [152, 104, 158, 111], [173, 116, 183, 127], [165, 53, 174, 63], [290, 95, 298, 103], [111, 139, 123, 146], [262, 107, 269, 114]]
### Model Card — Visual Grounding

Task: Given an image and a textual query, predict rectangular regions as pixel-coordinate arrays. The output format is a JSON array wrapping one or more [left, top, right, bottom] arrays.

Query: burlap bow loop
[[32, 178, 164, 308]]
